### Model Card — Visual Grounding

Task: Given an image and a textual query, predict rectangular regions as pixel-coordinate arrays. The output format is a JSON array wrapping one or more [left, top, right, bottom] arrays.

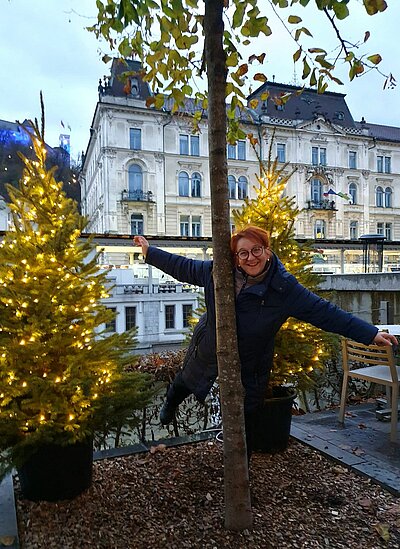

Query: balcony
[[307, 199, 337, 211], [121, 190, 154, 202]]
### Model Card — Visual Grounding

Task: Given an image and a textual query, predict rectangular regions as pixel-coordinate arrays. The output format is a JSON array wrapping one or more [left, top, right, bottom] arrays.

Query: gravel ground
[[15, 438, 400, 549]]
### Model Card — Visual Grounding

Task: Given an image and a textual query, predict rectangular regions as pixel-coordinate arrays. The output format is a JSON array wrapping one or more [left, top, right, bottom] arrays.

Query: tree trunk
[[204, 0, 252, 531]]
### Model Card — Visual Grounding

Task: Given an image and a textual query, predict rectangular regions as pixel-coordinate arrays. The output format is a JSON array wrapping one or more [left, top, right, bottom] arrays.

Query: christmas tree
[[233, 133, 338, 395], [0, 111, 154, 477]]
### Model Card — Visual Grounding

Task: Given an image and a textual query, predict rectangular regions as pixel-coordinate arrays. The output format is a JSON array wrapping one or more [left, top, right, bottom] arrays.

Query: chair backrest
[[341, 338, 398, 383]]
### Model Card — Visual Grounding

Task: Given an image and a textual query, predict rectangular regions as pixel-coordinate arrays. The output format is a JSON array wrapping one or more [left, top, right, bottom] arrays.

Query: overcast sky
[[1, 1, 399, 161]]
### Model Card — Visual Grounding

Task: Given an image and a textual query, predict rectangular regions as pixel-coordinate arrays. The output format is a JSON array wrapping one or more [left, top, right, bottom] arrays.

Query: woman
[[133, 227, 396, 455]]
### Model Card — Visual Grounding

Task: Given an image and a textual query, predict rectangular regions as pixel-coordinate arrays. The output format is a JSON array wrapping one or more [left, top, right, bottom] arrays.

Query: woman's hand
[[133, 235, 149, 258], [373, 331, 398, 346]]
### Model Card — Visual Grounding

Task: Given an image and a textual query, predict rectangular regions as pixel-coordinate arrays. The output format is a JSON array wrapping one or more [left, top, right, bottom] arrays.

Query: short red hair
[[230, 226, 270, 261]]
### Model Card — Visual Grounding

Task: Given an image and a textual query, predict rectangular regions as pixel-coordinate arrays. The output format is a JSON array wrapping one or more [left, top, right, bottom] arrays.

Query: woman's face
[[235, 236, 270, 277]]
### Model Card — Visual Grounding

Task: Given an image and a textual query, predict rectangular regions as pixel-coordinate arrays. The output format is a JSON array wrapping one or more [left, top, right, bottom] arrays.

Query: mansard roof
[[355, 120, 400, 143], [248, 81, 356, 128]]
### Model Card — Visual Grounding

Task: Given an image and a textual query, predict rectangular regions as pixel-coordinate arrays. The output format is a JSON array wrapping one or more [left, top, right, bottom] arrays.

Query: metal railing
[[121, 190, 154, 202]]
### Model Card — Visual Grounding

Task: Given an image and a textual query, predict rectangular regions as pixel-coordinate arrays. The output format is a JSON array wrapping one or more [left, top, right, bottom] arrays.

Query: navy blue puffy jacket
[[146, 246, 378, 411]]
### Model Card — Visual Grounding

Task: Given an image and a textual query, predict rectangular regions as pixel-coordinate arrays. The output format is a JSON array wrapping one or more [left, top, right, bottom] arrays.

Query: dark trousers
[[166, 370, 192, 407], [167, 372, 255, 461]]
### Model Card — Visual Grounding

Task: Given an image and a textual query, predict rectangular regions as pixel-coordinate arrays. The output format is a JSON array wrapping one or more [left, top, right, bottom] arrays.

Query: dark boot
[[160, 371, 192, 425]]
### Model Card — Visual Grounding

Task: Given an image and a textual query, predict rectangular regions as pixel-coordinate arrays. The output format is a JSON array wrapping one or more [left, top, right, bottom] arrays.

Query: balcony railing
[[307, 200, 336, 211], [121, 190, 154, 202]]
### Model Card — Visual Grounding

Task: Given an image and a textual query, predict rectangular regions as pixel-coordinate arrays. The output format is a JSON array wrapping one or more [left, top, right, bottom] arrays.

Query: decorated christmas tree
[[233, 133, 338, 395], [0, 111, 154, 477]]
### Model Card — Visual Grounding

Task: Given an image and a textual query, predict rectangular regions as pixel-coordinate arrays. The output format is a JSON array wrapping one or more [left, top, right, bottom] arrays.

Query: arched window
[[375, 186, 384, 207], [228, 175, 236, 199], [179, 171, 189, 196], [131, 213, 143, 235], [311, 178, 322, 203], [238, 176, 248, 200], [191, 172, 201, 198], [349, 182, 357, 205], [314, 219, 326, 239], [384, 187, 392, 208], [128, 164, 143, 198]]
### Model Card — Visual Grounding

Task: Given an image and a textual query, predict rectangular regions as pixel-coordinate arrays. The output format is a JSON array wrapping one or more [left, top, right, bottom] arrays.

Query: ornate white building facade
[[81, 59, 400, 246], [79, 60, 400, 350]]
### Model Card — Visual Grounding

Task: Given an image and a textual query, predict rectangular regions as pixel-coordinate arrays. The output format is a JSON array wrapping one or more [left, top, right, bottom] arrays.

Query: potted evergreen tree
[[233, 133, 338, 453], [0, 114, 154, 501]]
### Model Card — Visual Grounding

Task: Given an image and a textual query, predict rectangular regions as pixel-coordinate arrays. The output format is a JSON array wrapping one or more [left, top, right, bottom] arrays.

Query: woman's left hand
[[373, 332, 398, 346]]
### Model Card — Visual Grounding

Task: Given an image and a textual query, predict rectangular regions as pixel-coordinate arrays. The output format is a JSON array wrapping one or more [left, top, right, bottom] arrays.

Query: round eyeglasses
[[236, 245, 265, 261]]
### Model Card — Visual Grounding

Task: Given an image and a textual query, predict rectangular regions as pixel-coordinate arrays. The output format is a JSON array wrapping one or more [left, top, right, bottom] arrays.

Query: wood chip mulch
[[15, 439, 400, 548]]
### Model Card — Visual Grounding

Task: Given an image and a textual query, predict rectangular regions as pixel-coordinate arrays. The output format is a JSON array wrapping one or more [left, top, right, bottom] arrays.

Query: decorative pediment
[[296, 116, 346, 136]]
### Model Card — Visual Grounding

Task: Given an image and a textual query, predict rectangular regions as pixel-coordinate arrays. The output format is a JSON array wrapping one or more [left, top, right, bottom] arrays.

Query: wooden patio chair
[[339, 338, 400, 443]]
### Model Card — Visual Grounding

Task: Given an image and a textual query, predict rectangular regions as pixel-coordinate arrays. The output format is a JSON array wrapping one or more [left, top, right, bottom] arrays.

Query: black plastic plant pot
[[253, 386, 297, 454], [17, 439, 93, 502]]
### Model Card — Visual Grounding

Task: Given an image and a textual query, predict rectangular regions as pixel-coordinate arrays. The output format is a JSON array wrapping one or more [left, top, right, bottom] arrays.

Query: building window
[[191, 172, 201, 197], [131, 213, 144, 235], [277, 143, 286, 163], [105, 307, 117, 332], [180, 215, 190, 236], [228, 175, 248, 200], [180, 215, 202, 237], [179, 171, 190, 196], [385, 187, 392, 208], [125, 307, 136, 330], [191, 216, 201, 237], [314, 219, 326, 239], [238, 140, 246, 160], [180, 135, 189, 155], [377, 155, 391, 173], [179, 171, 201, 197], [180, 134, 200, 156], [130, 77, 140, 97], [312, 146, 327, 166], [376, 222, 392, 240], [165, 305, 175, 329], [349, 151, 357, 169], [130, 128, 141, 150], [311, 178, 322, 203], [227, 141, 246, 160], [238, 176, 248, 199], [190, 135, 200, 156], [348, 182, 357, 205], [228, 175, 236, 199], [128, 164, 143, 196], [349, 221, 358, 240], [182, 304, 193, 328], [375, 186, 384, 207]]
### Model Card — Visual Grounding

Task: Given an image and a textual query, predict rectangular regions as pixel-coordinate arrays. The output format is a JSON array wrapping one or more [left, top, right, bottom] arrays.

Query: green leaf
[[310, 68, 317, 87], [288, 15, 302, 24], [232, 2, 246, 29], [226, 51, 239, 67], [293, 47, 302, 62], [363, 0, 387, 15], [333, 2, 349, 20], [367, 53, 382, 65], [302, 58, 311, 79]]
